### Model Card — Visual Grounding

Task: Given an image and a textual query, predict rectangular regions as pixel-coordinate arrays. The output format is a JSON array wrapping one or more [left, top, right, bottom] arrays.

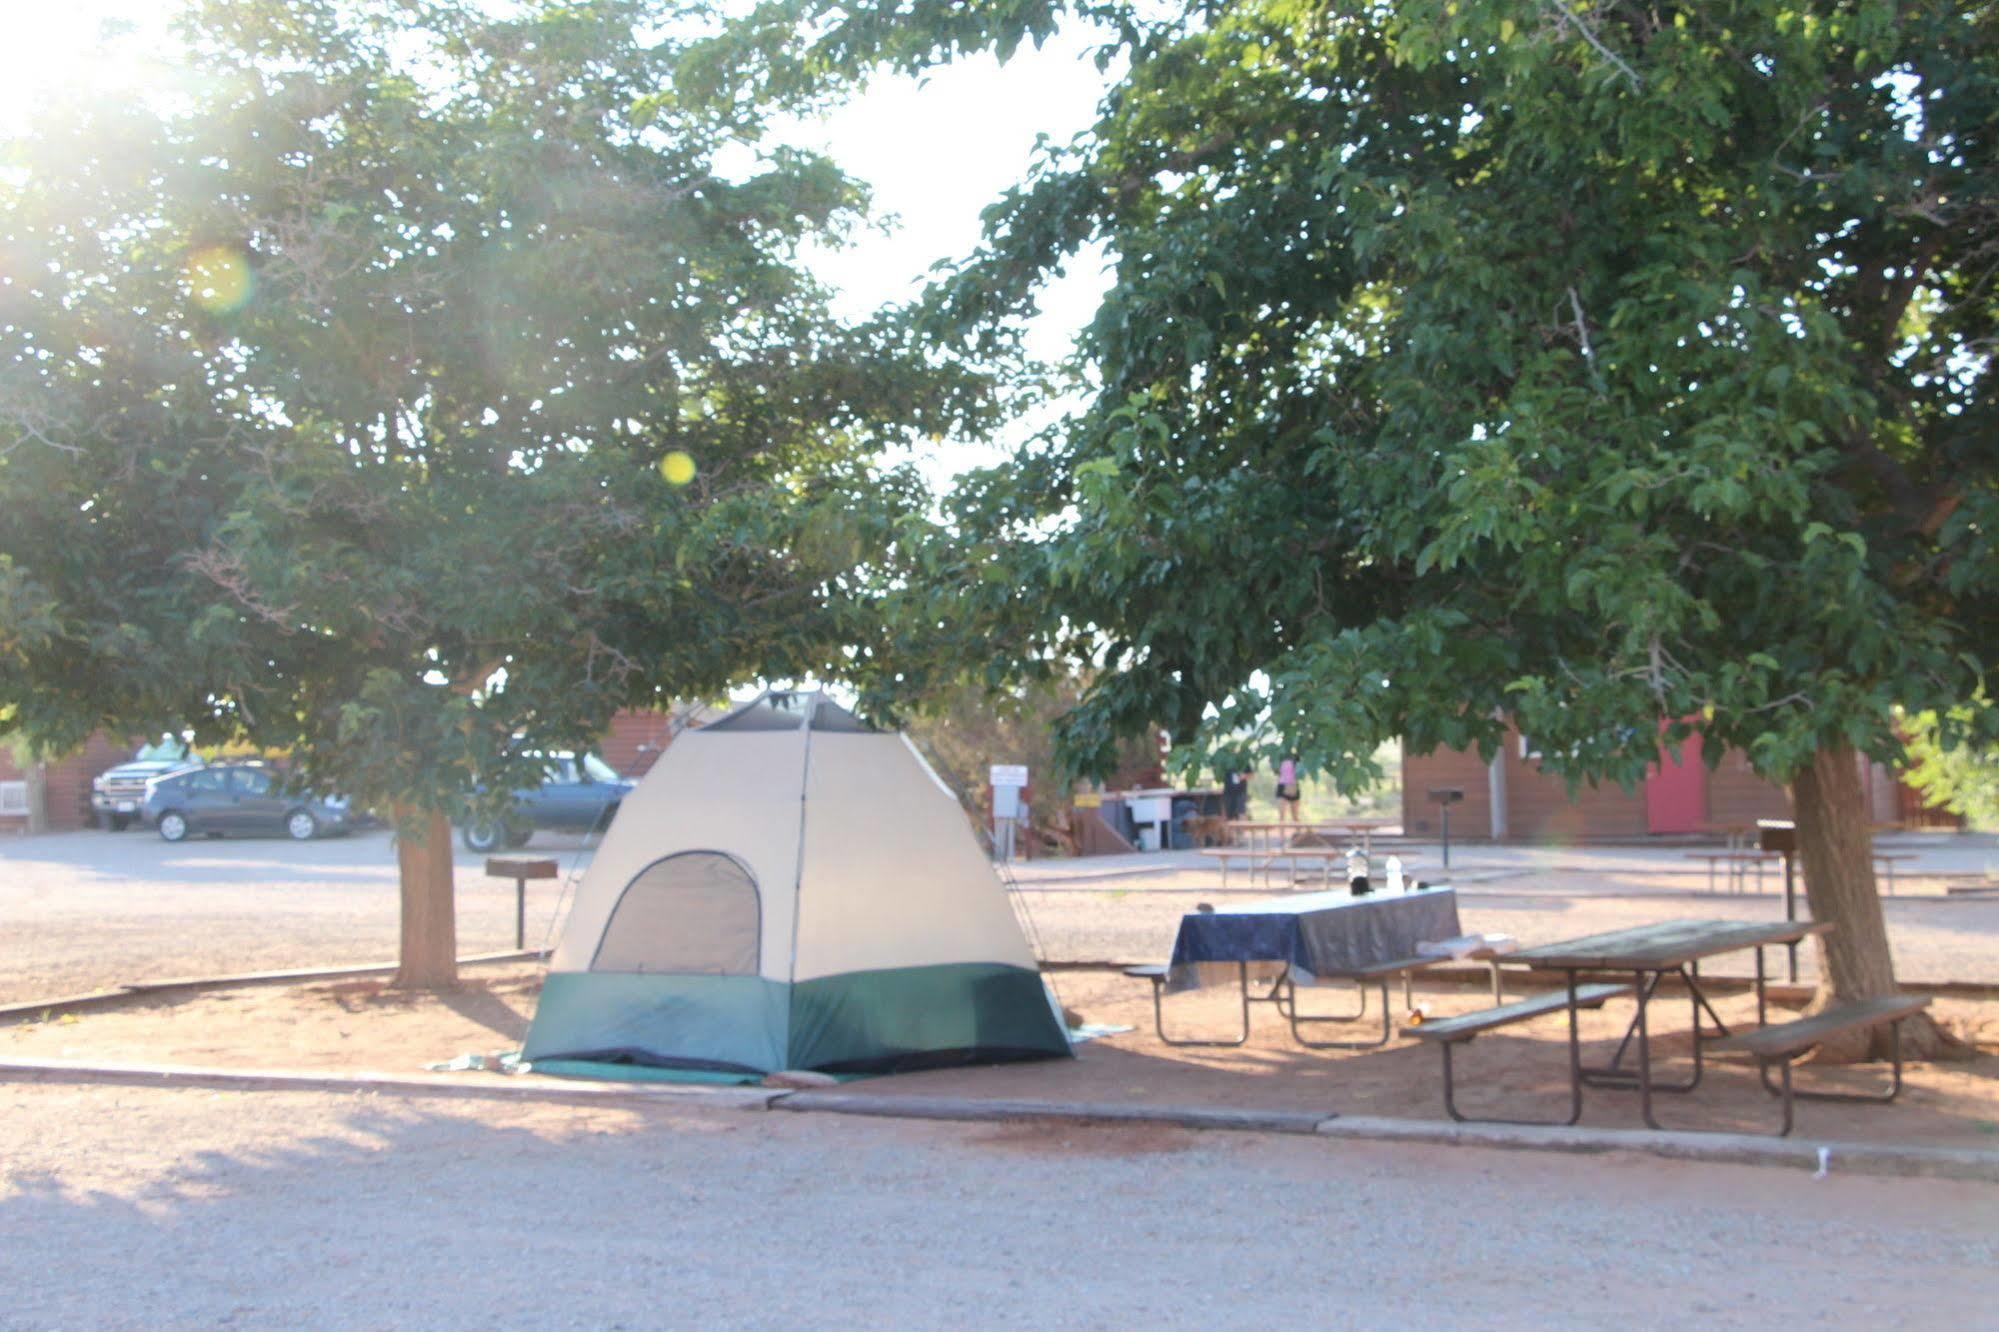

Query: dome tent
[[523, 690, 1072, 1078]]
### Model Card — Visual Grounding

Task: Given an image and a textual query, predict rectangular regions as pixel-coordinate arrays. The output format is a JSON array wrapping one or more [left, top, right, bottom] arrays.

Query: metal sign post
[[487, 857, 559, 951], [1428, 788, 1465, 869], [1757, 820, 1800, 982], [990, 764, 1029, 863]]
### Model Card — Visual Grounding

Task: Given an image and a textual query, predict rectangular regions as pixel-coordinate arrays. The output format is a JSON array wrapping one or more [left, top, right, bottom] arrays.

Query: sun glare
[[0, 2, 174, 131]]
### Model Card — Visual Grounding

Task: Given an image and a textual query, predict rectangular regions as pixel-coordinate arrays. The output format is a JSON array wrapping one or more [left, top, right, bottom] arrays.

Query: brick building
[[0, 733, 140, 833], [1401, 721, 1944, 843]]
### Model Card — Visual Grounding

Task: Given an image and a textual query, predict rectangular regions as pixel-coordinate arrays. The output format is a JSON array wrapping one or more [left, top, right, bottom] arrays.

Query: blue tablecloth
[[1167, 887, 1461, 988]]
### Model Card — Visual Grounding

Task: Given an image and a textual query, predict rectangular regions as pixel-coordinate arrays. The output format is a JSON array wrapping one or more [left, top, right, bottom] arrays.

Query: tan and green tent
[[523, 691, 1071, 1079]]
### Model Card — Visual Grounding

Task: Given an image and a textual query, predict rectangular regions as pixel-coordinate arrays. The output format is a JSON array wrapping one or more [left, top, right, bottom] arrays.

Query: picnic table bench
[[1430, 918, 1844, 1133], [1712, 993, 1931, 1136], [1402, 983, 1633, 1125], [1126, 953, 1445, 1050], [1682, 850, 1777, 894], [1871, 852, 1916, 895]]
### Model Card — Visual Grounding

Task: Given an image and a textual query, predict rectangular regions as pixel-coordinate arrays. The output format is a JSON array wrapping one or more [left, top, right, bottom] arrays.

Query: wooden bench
[[1125, 963, 1254, 1047], [1682, 851, 1777, 894], [1197, 847, 1270, 890], [1271, 955, 1447, 1049], [1712, 994, 1931, 1136], [1403, 983, 1632, 1125], [1872, 853, 1916, 896]]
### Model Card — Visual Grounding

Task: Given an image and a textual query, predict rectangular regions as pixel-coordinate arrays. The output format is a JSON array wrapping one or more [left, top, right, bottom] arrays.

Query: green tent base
[[528, 1057, 865, 1087]]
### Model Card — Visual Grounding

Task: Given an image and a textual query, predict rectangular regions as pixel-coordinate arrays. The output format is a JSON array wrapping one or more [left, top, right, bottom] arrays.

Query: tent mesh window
[[591, 851, 761, 974]]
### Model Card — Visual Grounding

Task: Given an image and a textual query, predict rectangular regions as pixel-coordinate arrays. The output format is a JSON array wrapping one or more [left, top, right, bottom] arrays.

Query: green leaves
[[0, 0, 974, 809], [785, 0, 1999, 790]]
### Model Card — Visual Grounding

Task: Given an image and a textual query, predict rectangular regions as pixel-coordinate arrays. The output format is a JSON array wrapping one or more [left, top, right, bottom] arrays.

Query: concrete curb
[[1315, 1115, 1999, 1182], [0, 1056, 782, 1110], [0, 951, 546, 1021], [772, 1091, 1330, 1136]]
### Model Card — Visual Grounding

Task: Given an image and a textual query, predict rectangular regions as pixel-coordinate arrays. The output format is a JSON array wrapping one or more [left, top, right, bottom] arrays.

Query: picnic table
[[1129, 887, 1461, 1048], [1200, 844, 1419, 891], [1502, 918, 1831, 1129], [1225, 817, 1396, 855]]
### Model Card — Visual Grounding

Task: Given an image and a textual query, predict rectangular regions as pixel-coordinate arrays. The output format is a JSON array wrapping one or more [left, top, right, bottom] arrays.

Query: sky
[[0, 2, 1115, 480]]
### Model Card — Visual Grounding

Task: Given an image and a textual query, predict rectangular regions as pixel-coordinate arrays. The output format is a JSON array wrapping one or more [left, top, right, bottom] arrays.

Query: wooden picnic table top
[[1505, 918, 1831, 972]]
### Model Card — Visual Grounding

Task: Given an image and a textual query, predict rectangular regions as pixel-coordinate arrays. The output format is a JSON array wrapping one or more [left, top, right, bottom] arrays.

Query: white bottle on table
[[1386, 855, 1405, 894]]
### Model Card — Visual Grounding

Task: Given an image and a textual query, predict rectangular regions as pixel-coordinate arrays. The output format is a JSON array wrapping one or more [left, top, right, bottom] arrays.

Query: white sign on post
[[989, 765, 1028, 863]]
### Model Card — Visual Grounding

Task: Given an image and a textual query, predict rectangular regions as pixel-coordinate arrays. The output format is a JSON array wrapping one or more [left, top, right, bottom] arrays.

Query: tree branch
[[1542, 1, 1644, 91]]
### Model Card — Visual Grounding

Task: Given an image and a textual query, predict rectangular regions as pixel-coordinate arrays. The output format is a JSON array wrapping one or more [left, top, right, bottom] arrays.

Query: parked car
[[141, 761, 353, 843], [92, 741, 206, 832], [459, 752, 632, 853]]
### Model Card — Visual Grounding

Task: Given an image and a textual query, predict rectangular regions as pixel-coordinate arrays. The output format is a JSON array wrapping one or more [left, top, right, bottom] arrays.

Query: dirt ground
[[7, 960, 1997, 1149], [5, 1084, 1993, 1327]]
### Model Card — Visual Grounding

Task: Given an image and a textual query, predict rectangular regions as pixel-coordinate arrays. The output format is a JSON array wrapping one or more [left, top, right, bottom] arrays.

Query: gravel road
[[0, 829, 585, 1004], [1, 1084, 1993, 1328], [4, 830, 1996, 1005]]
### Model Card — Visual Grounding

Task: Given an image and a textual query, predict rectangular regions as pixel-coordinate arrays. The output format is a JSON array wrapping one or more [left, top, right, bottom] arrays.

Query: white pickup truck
[[91, 739, 203, 831]]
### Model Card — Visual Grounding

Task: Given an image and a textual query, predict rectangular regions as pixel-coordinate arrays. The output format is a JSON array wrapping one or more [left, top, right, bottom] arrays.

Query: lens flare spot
[[187, 245, 254, 314], [660, 450, 696, 486]]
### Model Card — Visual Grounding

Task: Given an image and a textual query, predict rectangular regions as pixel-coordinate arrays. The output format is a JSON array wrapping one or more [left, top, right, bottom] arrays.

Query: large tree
[[719, 0, 1998, 1053], [0, 0, 980, 986]]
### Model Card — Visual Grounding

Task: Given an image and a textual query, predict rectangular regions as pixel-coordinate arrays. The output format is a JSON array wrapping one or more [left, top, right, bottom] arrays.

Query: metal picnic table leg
[[1273, 973, 1368, 1024], [1437, 970, 1586, 1126], [1687, 961, 1731, 1042], [1636, 968, 1661, 1130], [1583, 966, 1711, 1093], [1751, 1017, 1908, 1137], [1286, 978, 1393, 1049], [1586, 971, 1662, 1080], [1566, 971, 1585, 1124], [1148, 960, 1253, 1048]]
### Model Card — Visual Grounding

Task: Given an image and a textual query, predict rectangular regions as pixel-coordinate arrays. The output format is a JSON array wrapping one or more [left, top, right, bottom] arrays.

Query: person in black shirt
[[1221, 764, 1250, 821]]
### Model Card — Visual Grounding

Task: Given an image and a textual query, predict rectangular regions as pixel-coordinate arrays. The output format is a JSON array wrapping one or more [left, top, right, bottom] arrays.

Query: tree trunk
[[391, 804, 458, 990], [1791, 745, 1961, 1060], [23, 760, 49, 835]]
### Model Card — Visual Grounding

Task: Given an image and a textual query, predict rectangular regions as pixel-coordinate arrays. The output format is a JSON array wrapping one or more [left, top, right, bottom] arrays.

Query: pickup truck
[[459, 752, 633, 853], [92, 744, 205, 831]]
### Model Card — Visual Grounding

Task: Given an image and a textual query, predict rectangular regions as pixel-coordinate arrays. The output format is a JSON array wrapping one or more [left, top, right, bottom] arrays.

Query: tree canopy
[[851, 0, 1997, 793], [708, 0, 1997, 1033], [0, 0, 983, 981]]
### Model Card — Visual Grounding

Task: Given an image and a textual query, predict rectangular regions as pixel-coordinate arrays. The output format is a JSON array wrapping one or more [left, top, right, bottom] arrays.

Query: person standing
[[1221, 764, 1250, 822], [1275, 754, 1302, 823]]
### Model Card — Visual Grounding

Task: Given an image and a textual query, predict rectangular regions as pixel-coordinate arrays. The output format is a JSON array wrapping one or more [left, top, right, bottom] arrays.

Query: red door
[[1646, 723, 1707, 834]]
